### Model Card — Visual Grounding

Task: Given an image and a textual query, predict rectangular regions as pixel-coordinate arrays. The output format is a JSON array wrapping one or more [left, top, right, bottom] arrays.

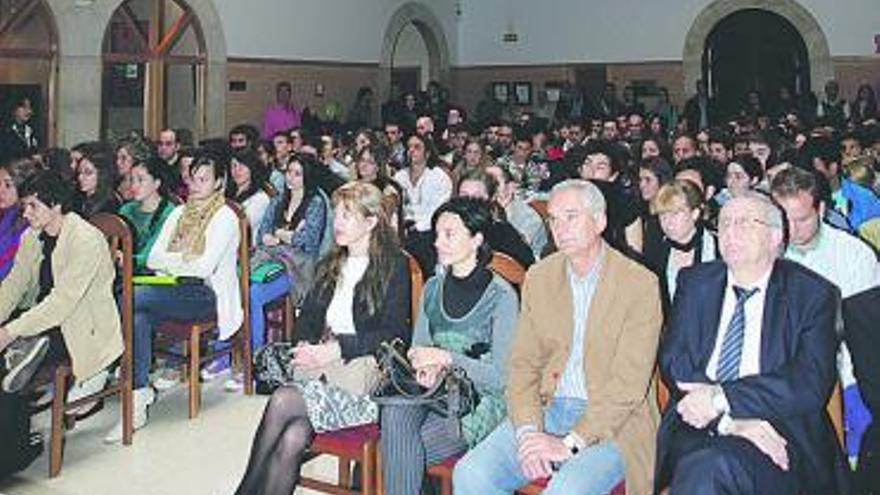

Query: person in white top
[[394, 133, 452, 273], [105, 150, 243, 443], [227, 148, 271, 245], [771, 166, 880, 461]]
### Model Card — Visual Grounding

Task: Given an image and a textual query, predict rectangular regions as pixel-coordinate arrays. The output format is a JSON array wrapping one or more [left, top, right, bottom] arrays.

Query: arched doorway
[[682, 0, 833, 106], [101, 0, 206, 141], [379, 3, 450, 104], [704, 9, 809, 117], [390, 22, 430, 96], [0, 0, 58, 147]]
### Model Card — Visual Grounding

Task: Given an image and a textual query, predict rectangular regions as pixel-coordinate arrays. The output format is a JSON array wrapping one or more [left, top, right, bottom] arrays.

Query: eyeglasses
[[717, 216, 774, 231]]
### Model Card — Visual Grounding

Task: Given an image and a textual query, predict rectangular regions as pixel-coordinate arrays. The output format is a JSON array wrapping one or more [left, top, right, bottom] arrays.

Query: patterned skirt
[[296, 378, 378, 433]]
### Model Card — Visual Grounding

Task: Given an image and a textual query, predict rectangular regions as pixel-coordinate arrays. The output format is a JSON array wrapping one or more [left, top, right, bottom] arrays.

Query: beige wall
[[226, 59, 380, 134], [606, 61, 686, 108], [832, 56, 880, 101], [451, 65, 572, 120]]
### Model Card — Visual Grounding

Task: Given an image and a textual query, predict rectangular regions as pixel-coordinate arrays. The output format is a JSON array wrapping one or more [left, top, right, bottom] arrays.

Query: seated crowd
[[0, 77, 879, 495]]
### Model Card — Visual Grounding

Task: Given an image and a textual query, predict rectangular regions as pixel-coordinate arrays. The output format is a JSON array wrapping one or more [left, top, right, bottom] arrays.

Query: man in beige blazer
[[454, 179, 662, 495], [0, 171, 122, 395]]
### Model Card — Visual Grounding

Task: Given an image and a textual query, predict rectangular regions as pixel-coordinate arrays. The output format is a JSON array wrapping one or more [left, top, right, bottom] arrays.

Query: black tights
[[235, 386, 314, 495]]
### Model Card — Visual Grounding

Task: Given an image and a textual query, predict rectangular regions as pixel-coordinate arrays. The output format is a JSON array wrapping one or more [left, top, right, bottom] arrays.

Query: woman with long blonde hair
[[235, 181, 412, 495]]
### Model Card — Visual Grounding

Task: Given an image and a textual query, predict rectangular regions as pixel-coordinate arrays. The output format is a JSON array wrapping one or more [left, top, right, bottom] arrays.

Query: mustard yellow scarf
[[167, 190, 225, 259]]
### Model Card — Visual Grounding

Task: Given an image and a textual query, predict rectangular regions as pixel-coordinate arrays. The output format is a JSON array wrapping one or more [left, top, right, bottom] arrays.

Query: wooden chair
[[45, 213, 135, 477], [489, 251, 527, 287], [300, 250, 424, 495], [153, 200, 253, 418], [527, 199, 549, 223]]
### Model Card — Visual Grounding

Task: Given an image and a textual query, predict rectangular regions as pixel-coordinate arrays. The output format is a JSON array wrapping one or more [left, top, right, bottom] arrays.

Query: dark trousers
[[662, 422, 800, 495], [856, 421, 880, 495]]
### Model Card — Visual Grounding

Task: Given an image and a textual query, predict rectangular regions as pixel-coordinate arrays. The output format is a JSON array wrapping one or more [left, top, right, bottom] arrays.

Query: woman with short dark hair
[[380, 196, 519, 495]]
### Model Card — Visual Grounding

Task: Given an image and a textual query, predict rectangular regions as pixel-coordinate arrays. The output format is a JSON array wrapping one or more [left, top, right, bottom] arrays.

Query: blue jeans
[[248, 274, 292, 351], [133, 284, 216, 388], [452, 398, 625, 495]]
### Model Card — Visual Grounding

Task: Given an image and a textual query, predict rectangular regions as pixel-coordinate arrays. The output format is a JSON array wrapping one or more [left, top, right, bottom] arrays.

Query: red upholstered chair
[[299, 250, 423, 495], [41, 213, 136, 477], [153, 200, 253, 418]]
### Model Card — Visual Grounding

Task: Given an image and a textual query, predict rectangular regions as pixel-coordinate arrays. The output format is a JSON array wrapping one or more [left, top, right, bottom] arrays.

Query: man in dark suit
[[0, 97, 39, 164], [656, 192, 850, 495]]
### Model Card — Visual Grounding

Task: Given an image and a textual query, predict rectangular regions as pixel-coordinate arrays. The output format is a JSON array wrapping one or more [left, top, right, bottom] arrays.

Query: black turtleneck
[[442, 265, 492, 319], [37, 231, 59, 303]]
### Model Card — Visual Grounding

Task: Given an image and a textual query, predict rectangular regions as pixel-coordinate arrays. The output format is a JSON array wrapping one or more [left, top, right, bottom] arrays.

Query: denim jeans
[[248, 273, 292, 352], [133, 284, 216, 388], [452, 397, 625, 495]]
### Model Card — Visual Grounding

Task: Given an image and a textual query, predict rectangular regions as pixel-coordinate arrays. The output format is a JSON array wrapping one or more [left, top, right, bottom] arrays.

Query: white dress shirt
[[706, 268, 772, 382], [393, 166, 452, 232]]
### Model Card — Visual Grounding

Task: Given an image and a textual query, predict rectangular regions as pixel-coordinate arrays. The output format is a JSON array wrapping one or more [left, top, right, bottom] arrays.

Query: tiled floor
[[0, 379, 335, 495]]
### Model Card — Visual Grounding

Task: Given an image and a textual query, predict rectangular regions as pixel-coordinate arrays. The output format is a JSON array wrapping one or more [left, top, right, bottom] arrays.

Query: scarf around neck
[[167, 190, 225, 258]]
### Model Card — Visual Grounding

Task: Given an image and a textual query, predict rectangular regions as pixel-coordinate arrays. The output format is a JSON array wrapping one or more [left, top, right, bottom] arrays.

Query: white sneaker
[[67, 369, 110, 416], [152, 368, 180, 391], [104, 386, 155, 444], [223, 373, 244, 393]]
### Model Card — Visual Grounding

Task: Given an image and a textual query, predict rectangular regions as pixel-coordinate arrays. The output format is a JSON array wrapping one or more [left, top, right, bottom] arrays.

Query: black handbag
[[371, 338, 480, 438]]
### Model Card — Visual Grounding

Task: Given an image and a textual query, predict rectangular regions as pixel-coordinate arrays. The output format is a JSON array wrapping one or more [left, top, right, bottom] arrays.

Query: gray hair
[[550, 179, 606, 218], [722, 191, 787, 256]]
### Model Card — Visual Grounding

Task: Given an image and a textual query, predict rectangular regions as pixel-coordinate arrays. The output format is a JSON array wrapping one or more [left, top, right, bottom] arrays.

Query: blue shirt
[[554, 249, 605, 400]]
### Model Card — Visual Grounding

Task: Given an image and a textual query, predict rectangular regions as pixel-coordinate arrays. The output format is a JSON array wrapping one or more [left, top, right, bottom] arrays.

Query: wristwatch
[[711, 385, 729, 416], [562, 433, 585, 455]]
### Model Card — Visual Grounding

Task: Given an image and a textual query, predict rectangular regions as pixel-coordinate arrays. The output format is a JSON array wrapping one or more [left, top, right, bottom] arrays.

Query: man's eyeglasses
[[718, 216, 775, 231]]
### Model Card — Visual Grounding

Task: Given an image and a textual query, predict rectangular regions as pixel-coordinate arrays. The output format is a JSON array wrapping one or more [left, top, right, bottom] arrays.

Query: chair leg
[[242, 324, 253, 396], [188, 329, 201, 419], [121, 348, 134, 446], [362, 441, 376, 495], [375, 450, 384, 495], [284, 295, 295, 342], [49, 368, 68, 478], [440, 474, 452, 495], [338, 457, 352, 489]]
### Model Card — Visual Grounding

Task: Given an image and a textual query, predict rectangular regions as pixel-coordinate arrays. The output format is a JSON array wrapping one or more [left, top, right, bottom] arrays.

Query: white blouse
[[324, 256, 370, 336]]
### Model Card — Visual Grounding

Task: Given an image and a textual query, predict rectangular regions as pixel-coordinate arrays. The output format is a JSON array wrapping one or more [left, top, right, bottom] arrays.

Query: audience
[[5, 72, 880, 493]]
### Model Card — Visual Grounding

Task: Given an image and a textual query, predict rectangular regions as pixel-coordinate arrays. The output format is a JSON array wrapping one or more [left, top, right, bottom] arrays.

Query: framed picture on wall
[[492, 82, 510, 104], [513, 82, 532, 106]]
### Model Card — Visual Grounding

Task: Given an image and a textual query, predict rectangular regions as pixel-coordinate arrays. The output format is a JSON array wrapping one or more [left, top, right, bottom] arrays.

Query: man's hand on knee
[[517, 431, 571, 480], [729, 419, 790, 471]]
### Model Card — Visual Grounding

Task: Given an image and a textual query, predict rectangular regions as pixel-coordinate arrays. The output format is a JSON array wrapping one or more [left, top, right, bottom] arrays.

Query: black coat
[[294, 251, 412, 361]]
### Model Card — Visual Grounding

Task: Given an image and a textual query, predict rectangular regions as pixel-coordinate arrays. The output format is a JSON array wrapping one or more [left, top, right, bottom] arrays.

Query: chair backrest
[[403, 250, 424, 324], [656, 376, 846, 450], [528, 199, 549, 223], [225, 200, 251, 338], [489, 251, 526, 288], [89, 213, 134, 378]]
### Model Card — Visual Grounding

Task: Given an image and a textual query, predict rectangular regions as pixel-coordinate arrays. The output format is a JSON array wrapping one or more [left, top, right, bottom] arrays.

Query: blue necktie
[[716, 286, 759, 382]]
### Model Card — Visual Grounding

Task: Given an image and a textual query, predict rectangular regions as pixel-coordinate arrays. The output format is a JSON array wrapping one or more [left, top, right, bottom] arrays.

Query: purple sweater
[[0, 205, 27, 280]]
